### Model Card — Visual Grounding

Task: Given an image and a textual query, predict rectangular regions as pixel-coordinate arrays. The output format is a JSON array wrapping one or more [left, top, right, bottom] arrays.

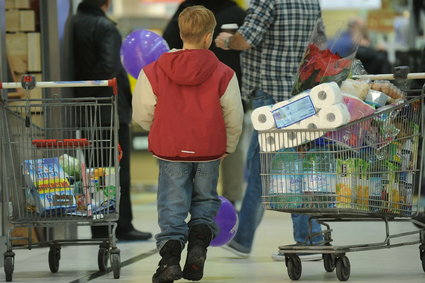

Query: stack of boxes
[[5, 0, 42, 100]]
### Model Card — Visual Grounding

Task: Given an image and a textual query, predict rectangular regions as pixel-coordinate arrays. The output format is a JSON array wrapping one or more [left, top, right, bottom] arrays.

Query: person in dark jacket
[[72, 0, 152, 241], [162, 0, 247, 206]]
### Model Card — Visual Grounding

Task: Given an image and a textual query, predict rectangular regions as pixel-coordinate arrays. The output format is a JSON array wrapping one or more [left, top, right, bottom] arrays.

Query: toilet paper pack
[[251, 105, 275, 130], [310, 82, 343, 109], [317, 103, 351, 128], [271, 95, 316, 128]]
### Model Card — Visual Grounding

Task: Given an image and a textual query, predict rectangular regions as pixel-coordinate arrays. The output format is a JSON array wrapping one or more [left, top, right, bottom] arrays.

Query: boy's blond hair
[[178, 5, 216, 44]]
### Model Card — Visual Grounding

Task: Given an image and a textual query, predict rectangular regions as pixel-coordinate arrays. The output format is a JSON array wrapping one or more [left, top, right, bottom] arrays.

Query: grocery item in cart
[[272, 94, 316, 128], [259, 126, 304, 151], [251, 105, 275, 130], [302, 147, 336, 193], [268, 148, 303, 209], [365, 89, 390, 107], [59, 154, 81, 179], [342, 93, 376, 122], [23, 157, 76, 214], [270, 149, 303, 194], [335, 158, 368, 208], [309, 82, 343, 109], [340, 79, 370, 100], [317, 103, 350, 128]]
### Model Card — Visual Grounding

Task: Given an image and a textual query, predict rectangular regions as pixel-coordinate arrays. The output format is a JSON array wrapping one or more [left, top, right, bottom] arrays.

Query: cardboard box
[[6, 10, 20, 32], [6, 33, 42, 74], [6, 9, 35, 32], [15, 0, 31, 9], [6, 33, 28, 73], [5, 0, 15, 9], [27, 33, 41, 72], [20, 10, 35, 31], [11, 227, 38, 246]]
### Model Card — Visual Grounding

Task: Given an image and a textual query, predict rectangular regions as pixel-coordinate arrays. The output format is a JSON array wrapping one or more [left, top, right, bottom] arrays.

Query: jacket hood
[[157, 49, 219, 86]]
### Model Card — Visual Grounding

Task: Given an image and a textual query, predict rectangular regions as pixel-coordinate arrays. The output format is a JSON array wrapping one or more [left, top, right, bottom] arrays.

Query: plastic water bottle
[[302, 145, 336, 208], [269, 148, 303, 208]]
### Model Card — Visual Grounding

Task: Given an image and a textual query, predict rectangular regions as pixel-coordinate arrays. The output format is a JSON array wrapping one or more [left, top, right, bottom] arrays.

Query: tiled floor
[[4, 192, 425, 283]]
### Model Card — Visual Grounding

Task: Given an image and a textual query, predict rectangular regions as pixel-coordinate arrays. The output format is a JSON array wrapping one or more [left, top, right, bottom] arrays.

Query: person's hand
[[215, 32, 233, 50]]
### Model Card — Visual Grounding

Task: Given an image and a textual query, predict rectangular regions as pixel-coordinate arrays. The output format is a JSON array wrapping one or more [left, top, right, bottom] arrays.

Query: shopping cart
[[259, 73, 425, 281], [0, 75, 121, 281]]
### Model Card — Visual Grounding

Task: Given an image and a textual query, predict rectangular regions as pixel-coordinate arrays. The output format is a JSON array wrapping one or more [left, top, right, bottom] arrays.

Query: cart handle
[[32, 139, 90, 148], [0, 77, 118, 95], [352, 72, 425, 81]]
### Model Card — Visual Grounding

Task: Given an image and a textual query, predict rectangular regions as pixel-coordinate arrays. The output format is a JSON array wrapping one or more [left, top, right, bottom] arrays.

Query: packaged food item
[[370, 80, 405, 100], [23, 157, 76, 214], [342, 93, 376, 121], [340, 79, 370, 100]]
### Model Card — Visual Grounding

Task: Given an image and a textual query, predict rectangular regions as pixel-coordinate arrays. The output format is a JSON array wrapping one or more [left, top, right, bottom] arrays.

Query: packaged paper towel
[[271, 94, 316, 128], [298, 116, 325, 141], [251, 105, 275, 131], [258, 125, 305, 152], [310, 82, 343, 109], [317, 103, 351, 128]]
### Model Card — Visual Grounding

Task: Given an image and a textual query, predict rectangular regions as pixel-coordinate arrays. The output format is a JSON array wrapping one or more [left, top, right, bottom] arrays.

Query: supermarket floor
[[6, 191, 425, 283]]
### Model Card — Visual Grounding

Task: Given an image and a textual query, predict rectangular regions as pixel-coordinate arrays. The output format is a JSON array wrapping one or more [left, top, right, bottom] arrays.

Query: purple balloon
[[210, 196, 239, 247], [120, 30, 169, 78]]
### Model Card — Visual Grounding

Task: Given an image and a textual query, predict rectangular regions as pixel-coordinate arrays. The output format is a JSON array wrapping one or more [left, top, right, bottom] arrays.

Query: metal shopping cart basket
[[259, 72, 425, 281], [0, 75, 122, 281]]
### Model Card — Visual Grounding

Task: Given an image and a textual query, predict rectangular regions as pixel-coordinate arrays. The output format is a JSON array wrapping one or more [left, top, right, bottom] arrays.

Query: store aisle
[[6, 192, 425, 283]]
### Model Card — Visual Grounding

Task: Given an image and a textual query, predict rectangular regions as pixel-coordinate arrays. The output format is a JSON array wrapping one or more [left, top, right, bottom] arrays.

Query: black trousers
[[91, 123, 134, 236]]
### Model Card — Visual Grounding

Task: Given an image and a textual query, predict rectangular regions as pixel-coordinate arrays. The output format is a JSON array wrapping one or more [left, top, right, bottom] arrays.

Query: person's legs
[[224, 90, 275, 256], [116, 123, 151, 240], [155, 160, 193, 248], [153, 160, 194, 282], [183, 160, 221, 281], [291, 214, 323, 244]]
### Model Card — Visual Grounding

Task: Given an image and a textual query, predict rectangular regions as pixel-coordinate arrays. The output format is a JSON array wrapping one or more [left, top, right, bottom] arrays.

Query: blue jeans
[[155, 159, 221, 250], [229, 90, 323, 253]]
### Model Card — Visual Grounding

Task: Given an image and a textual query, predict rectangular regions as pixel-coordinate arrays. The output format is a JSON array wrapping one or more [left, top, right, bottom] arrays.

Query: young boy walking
[[132, 6, 244, 283]]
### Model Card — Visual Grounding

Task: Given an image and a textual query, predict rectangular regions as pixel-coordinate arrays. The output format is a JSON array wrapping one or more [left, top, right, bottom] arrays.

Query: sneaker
[[271, 252, 322, 262], [222, 243, 250, 258]]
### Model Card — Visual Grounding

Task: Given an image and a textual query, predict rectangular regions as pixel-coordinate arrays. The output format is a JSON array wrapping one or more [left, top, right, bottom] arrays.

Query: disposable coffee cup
[[221, 23, 238, 34]]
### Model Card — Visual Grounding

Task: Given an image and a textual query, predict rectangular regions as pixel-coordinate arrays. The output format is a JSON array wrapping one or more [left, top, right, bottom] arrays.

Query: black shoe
[[182, 224, 212, 281], [117, 229, 152, 241], [413, 213, 425, 228], [152, 240, 182, 283], [152, 264, 182, 283], [91, 225, 109, 239], [183, 244, 207, 281]]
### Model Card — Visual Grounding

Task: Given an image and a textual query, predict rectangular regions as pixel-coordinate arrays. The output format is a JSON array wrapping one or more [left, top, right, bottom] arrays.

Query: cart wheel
[[48, 246, 61, 273], [98, 247, 109, 272], [110, 253, 121, 279], [323, 254, 335, 272], [336, 255, 350, 281], [286, 255, 302, 280], [4, 256, 14, 282]]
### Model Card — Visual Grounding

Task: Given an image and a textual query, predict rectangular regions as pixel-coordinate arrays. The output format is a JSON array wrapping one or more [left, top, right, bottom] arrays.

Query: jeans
[[229, 90, 323, 253], [155, 159, 221, 250]]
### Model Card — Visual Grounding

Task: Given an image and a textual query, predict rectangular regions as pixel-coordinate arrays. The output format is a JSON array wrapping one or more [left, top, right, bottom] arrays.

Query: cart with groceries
[[253, 69, 425, 281], [0, 75, 122, 281]]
